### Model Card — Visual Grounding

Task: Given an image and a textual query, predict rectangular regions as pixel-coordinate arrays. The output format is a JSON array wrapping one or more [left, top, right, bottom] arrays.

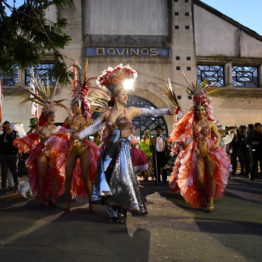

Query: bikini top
[[69, 114, 88, 131], [39, 124, 56, 142], [193, 120, 211, 141], [106, 109, 132, 131]]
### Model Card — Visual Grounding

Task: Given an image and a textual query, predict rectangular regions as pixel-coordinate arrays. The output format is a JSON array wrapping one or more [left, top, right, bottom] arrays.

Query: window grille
[[1, 65, 18, 86], [197, 65, 224, 87], [232, 66, 259, 88], [25, 64, 55, 85]]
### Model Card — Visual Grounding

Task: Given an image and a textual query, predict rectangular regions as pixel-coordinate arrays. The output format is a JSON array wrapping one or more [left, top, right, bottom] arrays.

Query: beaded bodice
[[193, 120, 211, 141], [39, 124, 56, 142], [68, 114, 89, 131]]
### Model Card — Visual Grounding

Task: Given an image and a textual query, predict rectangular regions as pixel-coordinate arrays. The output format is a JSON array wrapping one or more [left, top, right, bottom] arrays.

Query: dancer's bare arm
[[76, 111, 108, 139], [211, 122, 221, 149], [129, 107, 176, 119]]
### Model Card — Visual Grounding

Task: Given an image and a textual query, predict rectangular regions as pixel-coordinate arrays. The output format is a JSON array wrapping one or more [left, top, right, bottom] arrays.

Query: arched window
[[127, 95, 168, 138]]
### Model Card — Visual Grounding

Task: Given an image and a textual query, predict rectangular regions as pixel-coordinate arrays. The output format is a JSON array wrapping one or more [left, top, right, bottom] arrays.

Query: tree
[[0, 0, 72, 84]]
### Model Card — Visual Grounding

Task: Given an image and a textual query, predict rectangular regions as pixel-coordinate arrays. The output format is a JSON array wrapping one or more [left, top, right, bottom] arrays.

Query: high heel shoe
[[207, 199, 215, 213], [117, 210, 127, 224]]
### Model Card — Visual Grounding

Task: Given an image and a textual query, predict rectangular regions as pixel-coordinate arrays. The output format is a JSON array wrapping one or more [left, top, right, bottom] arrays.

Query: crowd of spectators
[[226, 123, 262, 180]]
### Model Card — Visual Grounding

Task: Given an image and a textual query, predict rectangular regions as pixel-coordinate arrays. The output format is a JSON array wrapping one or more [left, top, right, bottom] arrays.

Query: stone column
[[259, 64, 262, 87], [171, 0, 197, 108], [225, 62, 232, 87]]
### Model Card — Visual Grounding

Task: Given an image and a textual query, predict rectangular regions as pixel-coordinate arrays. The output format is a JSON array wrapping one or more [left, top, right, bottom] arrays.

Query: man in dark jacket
[[237, 126, 250, 176], [150, 126, 169, 184], [247, 123, 262, 180], [0, 121, 19, 192]]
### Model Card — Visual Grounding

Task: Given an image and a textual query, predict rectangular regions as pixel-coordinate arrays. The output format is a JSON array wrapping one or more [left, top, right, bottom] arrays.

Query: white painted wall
[[240, 32, 262, 57], [84, 0, 168, 35], [212, 96, 262, 126], [2, 96, 31, 128], [194, 4, 262, 58]]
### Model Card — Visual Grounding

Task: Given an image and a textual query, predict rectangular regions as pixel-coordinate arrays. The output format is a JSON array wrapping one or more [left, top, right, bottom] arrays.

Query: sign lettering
[[85, 47, 169, 57]]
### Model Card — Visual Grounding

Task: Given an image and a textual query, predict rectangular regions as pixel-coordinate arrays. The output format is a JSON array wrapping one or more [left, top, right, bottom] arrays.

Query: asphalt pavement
[[0, 176, 261, 262]]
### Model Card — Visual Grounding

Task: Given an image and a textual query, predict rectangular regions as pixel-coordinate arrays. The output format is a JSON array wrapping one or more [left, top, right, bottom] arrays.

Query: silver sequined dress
[[92, 129, 147, 216]]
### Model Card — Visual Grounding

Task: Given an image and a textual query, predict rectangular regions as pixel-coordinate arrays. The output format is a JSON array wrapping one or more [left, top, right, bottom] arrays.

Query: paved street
[[0, 177, 261, 262]]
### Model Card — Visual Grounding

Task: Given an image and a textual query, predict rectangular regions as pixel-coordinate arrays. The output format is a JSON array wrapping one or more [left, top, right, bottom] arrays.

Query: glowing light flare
[[123, 79, 135, 91]]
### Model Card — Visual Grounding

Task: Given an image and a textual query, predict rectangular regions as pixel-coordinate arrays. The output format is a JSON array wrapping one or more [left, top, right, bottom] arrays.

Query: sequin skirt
[[93, 129, 147, 215]]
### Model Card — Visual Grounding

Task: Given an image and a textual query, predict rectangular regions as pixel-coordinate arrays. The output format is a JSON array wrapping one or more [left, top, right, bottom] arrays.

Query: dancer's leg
[[64, 152, 77, 212], [206, 158, 216, 212], [196, 156, 206, 207], [36, 153, 48, 204], [79, 149, 93, 211], [49, 164, 60, 207], [196, 156, 205, 190]]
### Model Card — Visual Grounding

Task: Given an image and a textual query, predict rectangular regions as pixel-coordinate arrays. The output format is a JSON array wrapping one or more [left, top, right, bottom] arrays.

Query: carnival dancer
[[45, 62, 108, 213], [61, 100, 98, 212], [63, 80, 102, 212], [14, 78, 67, 206], [169, 81, 230, 212], [76, 64, 175, 223]]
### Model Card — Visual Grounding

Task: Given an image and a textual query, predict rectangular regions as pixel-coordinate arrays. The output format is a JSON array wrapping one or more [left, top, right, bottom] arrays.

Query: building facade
[[2, 0, 262, 133]]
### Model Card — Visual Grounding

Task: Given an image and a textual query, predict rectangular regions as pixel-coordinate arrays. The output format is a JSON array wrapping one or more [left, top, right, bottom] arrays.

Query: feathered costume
[[43, 62, 109, 199], [168, 80, 230, 208], [14, 77, 67, 203]]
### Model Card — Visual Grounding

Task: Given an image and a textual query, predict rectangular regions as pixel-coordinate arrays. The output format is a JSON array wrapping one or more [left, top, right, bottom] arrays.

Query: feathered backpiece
[[20, 76, 67, 125], [69, 61, 111, 116], [96, 64, 137, 94], [161, 78, 180, 108]]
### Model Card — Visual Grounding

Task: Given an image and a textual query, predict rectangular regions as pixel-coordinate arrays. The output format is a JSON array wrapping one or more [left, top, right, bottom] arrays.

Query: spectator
[[218, 125, 227, 150], [229, 128, 238, 176], [247, 123, 262, 180], [139, 130, 153, 180], [12, 122, 29, 177], [130, 134, 149, 181], [139, 130, 152, 159], [28, 117, 40, 134], [247, 124, 254, 135], [0, 121, 19, 192], [229, 126, 250, 177], [150, 126, 168, 184]]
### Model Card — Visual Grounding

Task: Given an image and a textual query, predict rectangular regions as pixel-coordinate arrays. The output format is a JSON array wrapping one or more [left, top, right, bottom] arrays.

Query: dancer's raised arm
[[78, 117, 105, 139], [130, 107, 175, 119]]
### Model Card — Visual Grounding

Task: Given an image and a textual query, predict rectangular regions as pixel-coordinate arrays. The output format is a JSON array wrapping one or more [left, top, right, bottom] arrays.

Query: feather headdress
[[184, 79, 222, 121], [68, 61, 111, 117], [162, 73, 228, 121], [96, 64, 137, 94], [20, 76, 67, 125]]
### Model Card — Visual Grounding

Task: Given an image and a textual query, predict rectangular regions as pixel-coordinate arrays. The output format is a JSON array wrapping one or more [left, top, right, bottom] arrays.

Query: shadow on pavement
[[0, 197, 151, 262]]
